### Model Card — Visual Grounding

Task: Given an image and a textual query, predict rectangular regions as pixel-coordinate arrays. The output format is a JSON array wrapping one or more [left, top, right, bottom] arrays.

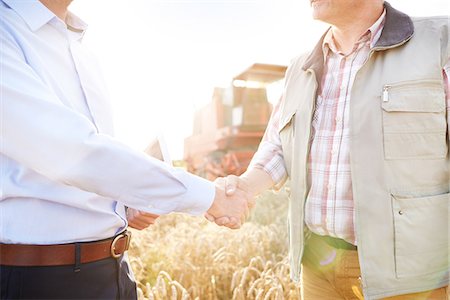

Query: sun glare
[[69, 0, 449, 159]]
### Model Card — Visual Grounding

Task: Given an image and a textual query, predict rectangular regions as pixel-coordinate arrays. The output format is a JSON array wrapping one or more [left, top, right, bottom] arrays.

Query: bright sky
[[70, 0, 449, 159]]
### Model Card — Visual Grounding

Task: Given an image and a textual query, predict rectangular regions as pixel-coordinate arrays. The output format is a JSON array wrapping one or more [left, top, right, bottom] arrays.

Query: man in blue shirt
[[0, 0, 251, 298]]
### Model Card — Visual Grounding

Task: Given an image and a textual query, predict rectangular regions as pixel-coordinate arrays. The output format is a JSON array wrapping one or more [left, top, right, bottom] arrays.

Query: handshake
[[204, 175, 255, 229], [128, 170, 272, 231]]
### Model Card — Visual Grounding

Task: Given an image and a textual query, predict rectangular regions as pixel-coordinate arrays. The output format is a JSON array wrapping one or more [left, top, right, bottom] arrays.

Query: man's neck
[[331, 5, 384, 55], [39, 0, 72, 22]]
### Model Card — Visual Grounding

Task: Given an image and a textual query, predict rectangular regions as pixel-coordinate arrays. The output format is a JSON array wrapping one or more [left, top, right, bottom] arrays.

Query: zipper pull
[[382, 86, 389, 102]]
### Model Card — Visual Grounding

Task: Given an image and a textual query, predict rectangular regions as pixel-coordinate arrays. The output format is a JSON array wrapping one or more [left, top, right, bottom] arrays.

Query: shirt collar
[[301, 2, 415, 80], [2, 0, 55, 31], [65, 11, 88, 40], [2, 0, 87, 35], [322, 9, 386, 57]]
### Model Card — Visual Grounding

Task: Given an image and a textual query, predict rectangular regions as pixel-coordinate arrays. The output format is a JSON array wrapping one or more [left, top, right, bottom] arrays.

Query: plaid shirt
[[250, 11, 450, 245]]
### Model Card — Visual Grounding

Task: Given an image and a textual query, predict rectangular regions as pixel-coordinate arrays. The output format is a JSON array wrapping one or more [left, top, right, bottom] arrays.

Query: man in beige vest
[[211, 0, 450, 299]]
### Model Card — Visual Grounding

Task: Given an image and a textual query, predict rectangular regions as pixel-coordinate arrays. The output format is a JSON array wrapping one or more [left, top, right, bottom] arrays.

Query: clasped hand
[[127, 175, 254, 231], [205, 175, 255, 229]]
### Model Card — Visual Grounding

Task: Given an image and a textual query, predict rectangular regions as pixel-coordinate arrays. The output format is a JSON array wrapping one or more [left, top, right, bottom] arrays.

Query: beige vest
[[279, 3, 449, 299]]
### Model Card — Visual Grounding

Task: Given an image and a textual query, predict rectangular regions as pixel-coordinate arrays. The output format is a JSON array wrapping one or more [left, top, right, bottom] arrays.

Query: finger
[[137, 210, 160, 220], [137, 214, 159, 224], [225, 175, 239, 195], [129, 218, 152, 229], [226, 224, 240, 230], [227, 216, 239, 227], [137, 211, 160, 219], [131, 212, 158, 224], [215, 216, 231, 226], [204, 213, 216, 222], [128, 213, 157, 227], [128, 221, 146, 230], [226, 217, 241, 229]]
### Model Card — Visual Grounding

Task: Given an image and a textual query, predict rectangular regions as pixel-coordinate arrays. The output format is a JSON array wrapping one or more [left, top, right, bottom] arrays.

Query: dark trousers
[[0, 254, 137, 300]]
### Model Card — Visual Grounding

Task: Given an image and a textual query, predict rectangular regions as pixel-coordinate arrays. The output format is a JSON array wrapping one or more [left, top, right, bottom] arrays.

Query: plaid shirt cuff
[[249, 141, 287, 187]]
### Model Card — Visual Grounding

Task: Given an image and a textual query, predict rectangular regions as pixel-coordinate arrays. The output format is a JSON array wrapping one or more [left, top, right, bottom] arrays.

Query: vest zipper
[[383, 86, 390, 102], [382, 79, 442, 104], [347, 46, 381, 297]]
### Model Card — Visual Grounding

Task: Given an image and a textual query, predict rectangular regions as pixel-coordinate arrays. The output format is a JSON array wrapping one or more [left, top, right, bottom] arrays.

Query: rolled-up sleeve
[[249, 97, 288, 186]]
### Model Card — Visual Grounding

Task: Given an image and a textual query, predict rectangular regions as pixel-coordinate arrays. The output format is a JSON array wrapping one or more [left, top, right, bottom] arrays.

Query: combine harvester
[[184, 63, 287, 180]]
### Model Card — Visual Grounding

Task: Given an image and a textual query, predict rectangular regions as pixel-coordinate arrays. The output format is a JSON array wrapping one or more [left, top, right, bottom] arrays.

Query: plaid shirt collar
[[301, 2, 414, 81], [322, 9, 386, 59]]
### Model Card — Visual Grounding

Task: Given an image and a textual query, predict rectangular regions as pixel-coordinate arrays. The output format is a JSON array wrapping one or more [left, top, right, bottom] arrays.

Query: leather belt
[[0, 231, 131, 267]]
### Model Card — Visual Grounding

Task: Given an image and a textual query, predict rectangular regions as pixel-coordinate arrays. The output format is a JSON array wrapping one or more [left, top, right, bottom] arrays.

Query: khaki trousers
[[301, 234, 448, 300]]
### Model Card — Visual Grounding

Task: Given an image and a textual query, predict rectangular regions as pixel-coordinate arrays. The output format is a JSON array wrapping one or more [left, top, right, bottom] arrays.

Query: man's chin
[[311, 11, 325, 21], [311, 8, 332, 23]]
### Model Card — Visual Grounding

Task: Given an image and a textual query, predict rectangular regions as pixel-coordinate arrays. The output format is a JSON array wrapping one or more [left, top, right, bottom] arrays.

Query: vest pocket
[[391, 192, 449, 278], [381, 80, 447, 160]]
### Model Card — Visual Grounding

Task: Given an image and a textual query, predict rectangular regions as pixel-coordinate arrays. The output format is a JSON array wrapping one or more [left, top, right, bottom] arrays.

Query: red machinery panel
[[184, 63, 287, 180]]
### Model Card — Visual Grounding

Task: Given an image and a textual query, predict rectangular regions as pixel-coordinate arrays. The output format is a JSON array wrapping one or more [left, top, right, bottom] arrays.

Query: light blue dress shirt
[[0, 0, 215, 244]]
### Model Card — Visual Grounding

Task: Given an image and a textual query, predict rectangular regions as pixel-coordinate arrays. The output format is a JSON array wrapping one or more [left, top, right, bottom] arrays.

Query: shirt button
[[331, 149, 337, 155], [148, 204, 153, 208], [328, 184, 334, 191]]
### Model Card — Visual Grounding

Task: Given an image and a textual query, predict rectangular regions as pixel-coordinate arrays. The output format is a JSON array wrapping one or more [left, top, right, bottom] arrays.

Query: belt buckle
[[110, 231, 132, 259]]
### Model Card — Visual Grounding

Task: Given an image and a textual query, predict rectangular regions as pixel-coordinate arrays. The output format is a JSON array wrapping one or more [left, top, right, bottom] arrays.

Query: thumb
[[225, 175, 239, 195]]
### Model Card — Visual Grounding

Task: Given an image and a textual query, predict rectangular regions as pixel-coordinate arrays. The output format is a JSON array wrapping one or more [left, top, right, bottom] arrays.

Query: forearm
[[245, 95, 288, 191], [240, 167, 275, 197]]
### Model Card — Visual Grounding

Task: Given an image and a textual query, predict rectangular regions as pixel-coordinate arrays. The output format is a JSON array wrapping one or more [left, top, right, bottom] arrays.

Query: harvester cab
[[184, 63, 287, 180]]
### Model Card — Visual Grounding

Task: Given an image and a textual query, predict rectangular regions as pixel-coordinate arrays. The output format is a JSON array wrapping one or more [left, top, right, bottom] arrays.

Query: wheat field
[[128, 188, 300, 300]]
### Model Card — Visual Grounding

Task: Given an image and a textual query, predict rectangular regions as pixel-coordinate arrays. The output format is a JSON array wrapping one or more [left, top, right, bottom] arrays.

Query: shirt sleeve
[[0, 26, 214, 216], [248, 96, 288, 186]]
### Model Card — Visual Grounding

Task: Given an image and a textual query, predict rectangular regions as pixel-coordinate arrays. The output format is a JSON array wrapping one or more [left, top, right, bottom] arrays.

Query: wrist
[[207, 185, 224, 217], [239, 174, 257, 197]]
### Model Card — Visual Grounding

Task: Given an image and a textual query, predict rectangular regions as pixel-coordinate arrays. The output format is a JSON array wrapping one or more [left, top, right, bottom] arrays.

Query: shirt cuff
[[174, 170, 216, 216], [249, 142, 287, 185]]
